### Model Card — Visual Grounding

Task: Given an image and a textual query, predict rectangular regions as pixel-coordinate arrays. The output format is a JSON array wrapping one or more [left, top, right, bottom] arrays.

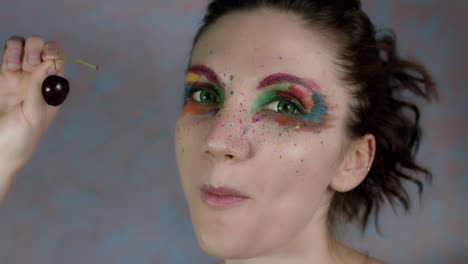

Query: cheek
[[241, 135, 337, 251], [256, 130, 341, 214], [176, 113, 210, 143], [175, 116, 210, 174], [258, 135, 336, 204]]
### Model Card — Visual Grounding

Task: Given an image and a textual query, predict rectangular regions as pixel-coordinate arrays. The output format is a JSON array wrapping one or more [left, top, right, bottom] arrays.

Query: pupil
[[200, 90, 216, 103], [278, 101, 295, 114]]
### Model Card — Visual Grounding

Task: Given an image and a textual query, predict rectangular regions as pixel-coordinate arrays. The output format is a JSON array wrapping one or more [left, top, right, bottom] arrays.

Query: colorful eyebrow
[[257, 73, 322, 92], [186, 64, 223, 87]]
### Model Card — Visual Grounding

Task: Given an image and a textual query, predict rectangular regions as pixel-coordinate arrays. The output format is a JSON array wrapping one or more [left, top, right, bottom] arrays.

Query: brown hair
[[189, 0, 438, 233]]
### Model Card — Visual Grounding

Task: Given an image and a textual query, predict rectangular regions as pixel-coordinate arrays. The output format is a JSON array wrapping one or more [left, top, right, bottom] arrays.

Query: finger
[[23, 60, 61, 129], [22, 35, 46, 73], [42, 42, 65, 77], [1, 35, 25, 72]]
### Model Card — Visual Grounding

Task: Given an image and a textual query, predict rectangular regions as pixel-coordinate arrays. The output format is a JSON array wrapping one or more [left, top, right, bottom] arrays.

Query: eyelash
[[263, 96, 306, 115], [185, 86, 221, 104], [185, 86, 306, 115]]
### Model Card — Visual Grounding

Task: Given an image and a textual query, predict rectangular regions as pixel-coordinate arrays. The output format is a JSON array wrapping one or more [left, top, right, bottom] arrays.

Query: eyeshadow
[[182, 66, 334, 131], [251, 73, 333, 131], [183, 68, 224, 115]]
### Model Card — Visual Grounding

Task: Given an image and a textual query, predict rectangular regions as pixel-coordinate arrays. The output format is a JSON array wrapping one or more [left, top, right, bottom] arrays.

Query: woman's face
[[175, 8, 353, 259]]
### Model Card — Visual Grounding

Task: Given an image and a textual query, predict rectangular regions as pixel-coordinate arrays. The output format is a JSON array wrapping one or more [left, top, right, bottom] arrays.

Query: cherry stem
[[53, 57, 99, 71], [65, 57, 99, 70]]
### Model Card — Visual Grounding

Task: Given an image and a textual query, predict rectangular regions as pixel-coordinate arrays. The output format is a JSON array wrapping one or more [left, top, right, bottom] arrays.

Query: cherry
[[41, 57, 98, 106], [42, 75, 69, 106]]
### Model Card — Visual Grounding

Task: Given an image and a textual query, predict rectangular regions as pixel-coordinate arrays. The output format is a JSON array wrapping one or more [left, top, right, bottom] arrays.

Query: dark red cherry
[[42, 75, 70, 106]]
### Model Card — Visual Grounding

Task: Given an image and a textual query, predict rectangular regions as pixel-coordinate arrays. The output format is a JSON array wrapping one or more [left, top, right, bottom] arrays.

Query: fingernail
[[27, 51, 41, 65], [45, 46, 58, 57], [6, 49, 20, 69]]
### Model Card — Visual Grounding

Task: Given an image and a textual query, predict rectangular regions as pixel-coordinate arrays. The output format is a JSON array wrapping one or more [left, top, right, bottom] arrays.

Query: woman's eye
[[264, 100, 300, 114], [191, 88, 220, 104]]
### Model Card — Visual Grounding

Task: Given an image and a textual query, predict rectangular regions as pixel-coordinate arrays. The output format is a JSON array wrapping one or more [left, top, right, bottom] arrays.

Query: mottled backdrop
[[0, 0, 466, 263]]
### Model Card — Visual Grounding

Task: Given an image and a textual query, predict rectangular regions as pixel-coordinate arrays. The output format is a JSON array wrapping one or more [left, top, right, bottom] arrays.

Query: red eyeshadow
[[252, 113, 334, 131], [187, 64, 222, 87], [183, 101, 218, 115]]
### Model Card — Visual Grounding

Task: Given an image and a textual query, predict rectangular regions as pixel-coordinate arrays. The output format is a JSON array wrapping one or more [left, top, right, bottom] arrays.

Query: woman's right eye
[[190, 88, 220, 104]]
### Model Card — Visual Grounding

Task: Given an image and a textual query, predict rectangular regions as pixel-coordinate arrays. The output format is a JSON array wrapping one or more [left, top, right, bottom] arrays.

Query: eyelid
[[263, 96, 306, 114], [264, 81, 311, 94], [185, 85, 222, 104], [187, 83, 221, 94]]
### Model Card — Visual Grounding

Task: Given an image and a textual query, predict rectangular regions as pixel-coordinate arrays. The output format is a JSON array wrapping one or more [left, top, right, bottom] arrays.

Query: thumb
[[23, 60, 61, 129]]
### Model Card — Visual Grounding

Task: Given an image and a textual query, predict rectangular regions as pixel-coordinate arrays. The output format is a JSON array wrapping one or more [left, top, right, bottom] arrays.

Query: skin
[[175, 8, 380, 264], [0, 35, 64, 202]]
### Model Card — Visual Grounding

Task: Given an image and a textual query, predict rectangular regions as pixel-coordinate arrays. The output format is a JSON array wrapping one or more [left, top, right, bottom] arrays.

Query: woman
[[0, 0, 437, 263]]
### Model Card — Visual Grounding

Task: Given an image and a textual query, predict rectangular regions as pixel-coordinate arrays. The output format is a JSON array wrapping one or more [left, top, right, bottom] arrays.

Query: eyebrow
[[186, 64, 321, 92], [257, 73, 321, 92], [186, 64, 222, 87]]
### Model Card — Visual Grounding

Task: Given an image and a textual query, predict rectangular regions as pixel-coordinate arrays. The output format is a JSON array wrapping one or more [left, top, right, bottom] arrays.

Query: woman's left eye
[[264, 99, 302, 115]]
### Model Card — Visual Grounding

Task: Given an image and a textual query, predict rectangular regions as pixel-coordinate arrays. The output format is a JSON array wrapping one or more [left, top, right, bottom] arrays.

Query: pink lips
[[200, 184, 250, 209]]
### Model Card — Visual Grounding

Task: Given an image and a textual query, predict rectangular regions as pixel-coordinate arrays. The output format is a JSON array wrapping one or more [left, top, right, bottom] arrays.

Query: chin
[[189, 210, 261, 259], [194, 228, 260, 259]]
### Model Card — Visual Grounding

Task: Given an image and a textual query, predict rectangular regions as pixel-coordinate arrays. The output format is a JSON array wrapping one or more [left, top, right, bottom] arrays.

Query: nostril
[[204, 135, 251, 161]]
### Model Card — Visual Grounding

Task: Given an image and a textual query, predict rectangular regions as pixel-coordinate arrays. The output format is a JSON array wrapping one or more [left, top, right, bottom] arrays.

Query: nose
[[203, 112, 253, 163]]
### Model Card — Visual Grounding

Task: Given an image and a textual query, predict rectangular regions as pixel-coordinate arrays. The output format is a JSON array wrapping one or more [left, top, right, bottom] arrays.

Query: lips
[[200, 184, 250, 209]]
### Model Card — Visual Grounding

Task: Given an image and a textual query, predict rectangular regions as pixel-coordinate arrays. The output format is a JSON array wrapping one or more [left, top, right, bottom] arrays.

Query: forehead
[[190, 8, 339, 85]]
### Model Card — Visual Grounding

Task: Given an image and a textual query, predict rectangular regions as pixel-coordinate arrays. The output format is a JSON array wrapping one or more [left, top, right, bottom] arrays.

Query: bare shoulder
[[337, 243, 386, 264], [359, 251, 387, 264], [366, 256, 386, 264]]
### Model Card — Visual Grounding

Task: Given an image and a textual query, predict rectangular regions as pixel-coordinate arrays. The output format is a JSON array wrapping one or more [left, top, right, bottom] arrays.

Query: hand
[[0, 35, 65, 201]]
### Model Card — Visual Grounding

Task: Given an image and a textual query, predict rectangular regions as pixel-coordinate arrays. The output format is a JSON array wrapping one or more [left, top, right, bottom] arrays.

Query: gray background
[[0, 0, 466, 263]]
